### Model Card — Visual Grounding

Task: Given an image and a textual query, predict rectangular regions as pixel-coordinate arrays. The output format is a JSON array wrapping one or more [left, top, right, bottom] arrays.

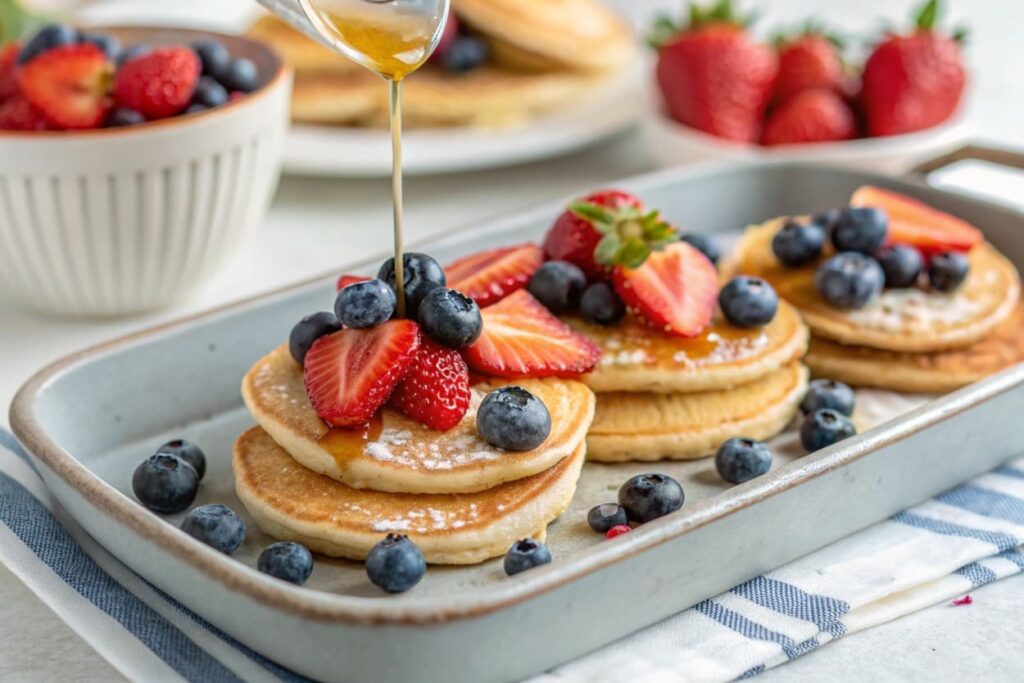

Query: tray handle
[[908, 143, 1024, 177]]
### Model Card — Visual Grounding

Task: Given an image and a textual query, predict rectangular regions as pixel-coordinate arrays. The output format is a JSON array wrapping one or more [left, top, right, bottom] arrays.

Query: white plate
[[284, 67, 646, 177]]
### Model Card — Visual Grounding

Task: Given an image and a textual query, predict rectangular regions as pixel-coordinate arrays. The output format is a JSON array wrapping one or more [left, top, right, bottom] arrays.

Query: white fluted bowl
[[0, 27, 291, 316]]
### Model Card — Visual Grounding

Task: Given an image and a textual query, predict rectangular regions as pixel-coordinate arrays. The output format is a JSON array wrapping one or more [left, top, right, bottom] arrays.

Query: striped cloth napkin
[[2, 426, 1023, 683]]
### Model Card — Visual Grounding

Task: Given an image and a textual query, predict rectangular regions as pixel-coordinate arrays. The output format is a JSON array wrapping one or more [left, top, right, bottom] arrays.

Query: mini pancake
[[586, 362, 808, 462], [242, 345, 595, 494], [453, 0, 635, 73], [569, 300, 808, 394], [234, 427, 584, 565], [806, 302, 1024, 394], [723, 217, 1021, 353]]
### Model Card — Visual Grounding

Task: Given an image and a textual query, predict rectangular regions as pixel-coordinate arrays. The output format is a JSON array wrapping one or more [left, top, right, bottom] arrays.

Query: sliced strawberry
[[303, 320, 421, 427], [612, 241, 717, 338], [391, 337, 471, 431], [850, 185, 982, 254], [336, 273, 369, 291], [0, 43, 20, 102], [543, 189, 645, 282], [464, 290, 602, 378], [17, 44, 112, 129], [444, 243, 543, 307]]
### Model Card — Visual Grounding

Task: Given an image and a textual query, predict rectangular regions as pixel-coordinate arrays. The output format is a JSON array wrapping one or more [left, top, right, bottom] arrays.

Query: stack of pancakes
[[233, 345, 595, 565], [567, 302, 811, 461], [723, 218, 1024, 394], [247, 0, 635, 127]]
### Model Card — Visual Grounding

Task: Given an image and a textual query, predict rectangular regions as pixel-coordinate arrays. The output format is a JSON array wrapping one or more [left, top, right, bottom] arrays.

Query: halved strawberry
[[444, 243, 542, 307], [336, 273, 369, 291], [850, 185, 982, 255], [17, 44, 113, 129], [391, 337, 471, 431], [464, 290, 602, 378], [612, 241, 717, 337], [303, 320, 421, 427]]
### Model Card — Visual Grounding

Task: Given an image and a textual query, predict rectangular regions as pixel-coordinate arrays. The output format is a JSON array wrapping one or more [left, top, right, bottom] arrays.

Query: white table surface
[[4, 0, 1024, 680]]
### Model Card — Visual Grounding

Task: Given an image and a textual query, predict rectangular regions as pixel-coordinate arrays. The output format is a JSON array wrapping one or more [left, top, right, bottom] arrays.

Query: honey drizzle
[[317, 413, 384, 468]]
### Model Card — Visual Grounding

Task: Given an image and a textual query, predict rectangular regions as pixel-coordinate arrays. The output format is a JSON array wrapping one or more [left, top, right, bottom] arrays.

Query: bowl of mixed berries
[[646, 0, 970, 172], [0, 23, 291, 316]]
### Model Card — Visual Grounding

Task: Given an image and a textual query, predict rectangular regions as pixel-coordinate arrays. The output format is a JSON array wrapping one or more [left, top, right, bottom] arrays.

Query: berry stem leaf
[[915, 0, 940, 30], [569, 201, 615, 227], [952, 24, 969, 44], [647, 14, 681, 49]]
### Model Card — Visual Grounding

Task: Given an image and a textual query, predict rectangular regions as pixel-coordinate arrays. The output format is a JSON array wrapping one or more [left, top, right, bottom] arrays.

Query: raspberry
[[114, 46, 200, 119], [606, 524, 632, 539], [0, 95, 50, 130]]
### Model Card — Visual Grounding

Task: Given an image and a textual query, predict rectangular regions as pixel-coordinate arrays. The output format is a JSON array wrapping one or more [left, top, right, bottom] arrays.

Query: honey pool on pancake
[[577, 318, 769, 367]]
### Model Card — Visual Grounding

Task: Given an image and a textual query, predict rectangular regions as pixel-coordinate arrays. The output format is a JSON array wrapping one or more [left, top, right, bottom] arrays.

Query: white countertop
[[3, 0, 1024, 680]]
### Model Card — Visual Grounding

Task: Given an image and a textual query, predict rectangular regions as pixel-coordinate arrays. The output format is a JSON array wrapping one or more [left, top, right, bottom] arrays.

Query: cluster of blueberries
[[587, 473, 686, 538], [773, 207, 970, 310], [131, 440, 314, 585]]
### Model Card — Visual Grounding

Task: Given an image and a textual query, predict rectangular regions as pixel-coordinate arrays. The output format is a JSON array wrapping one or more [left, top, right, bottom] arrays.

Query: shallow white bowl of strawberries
[[646, 0, 971, 172]]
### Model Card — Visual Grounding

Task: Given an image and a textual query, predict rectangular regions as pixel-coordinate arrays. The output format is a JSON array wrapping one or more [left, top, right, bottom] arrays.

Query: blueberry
[[180, 504, 246, 554], [801, 378, 856, 417], [185, 103, 208, 115], [527, 261, 585, 314], [587, 503, 629, 533], [118, 43, 152, 66], [289, 312, 342, 365], [580, 282, 625, 326], [417, 288, 483, 349], [18, 24, 77, 64], [377, 252, 446, 320], [258, 542, 314, 585], [156, 439, 206, 480], [618, 473, 684, 524], [929, 251, 970, 292], [715, 438, 772, 485], [718, 276, 779, 327], [813, 208, 841, 236], [365, 534, 426, 593], [832, 207, 888, 254], [78, 32, 121, 61], [439, 34, 489, 73], [800, 408, 857, 452], [476, 386, 551, 451], [222, 58, 259, 93], [191, 75, 230, 108], [334, 278, 396, 329], [107, 107, 145, 127], [815, 252, 884, 309], [679, 232, 721, 265], [876, 245, 923, 289], [132, 453, 199, 514], [193, 40, 231, 78], [503, 538, 552, 575], [772, 220, 825, 267]]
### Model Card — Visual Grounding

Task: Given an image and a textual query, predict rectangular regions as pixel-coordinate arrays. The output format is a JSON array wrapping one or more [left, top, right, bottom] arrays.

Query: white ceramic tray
[[11, 161, 1024, 682]]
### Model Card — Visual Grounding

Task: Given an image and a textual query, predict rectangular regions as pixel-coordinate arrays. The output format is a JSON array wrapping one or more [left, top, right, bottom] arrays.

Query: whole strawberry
[[0, 43, 20, 103], [0, 95, 49, 130], [774, 28, 844, 104], [391, 337, 471, 431], [652, 0, 777, 142], [762, 89, 858, 146], [114, 46, 201, 119], [862, 0, 966, 137]]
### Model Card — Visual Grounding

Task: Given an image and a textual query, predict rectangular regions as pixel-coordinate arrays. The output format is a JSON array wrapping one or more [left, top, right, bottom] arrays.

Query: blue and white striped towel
[[2, 426, 1023, 683]]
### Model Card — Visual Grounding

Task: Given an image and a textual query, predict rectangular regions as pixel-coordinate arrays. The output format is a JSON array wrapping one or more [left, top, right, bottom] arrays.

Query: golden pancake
[[587, 362, 808, 462], [242, 345, 595, 494], [453, 0, 634, 73], [806, 302, 1024, 394], [234, 427, 584, 565], [723, 217, 1021, 353], [570, 300, 808, 394]]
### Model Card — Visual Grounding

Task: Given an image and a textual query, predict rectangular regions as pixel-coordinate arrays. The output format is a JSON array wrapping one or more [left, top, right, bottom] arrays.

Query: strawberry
[[0, 43, 20, 102], [16, 44, 112, 129], [861, 0, 966, 137], [612, 241, 717, 337], [444, 243, 542, 307], [464, 290, 602, 378], [0, 95, 49, 130], [652, 0, 777, 142], [303, 319, 421, 427], [391, 337, 471, 431], [336, 273, 369, 291], [114, 46, 200, 120], [774, 29, 844, 103], [850, 185, 982, 254], [543, 190, 675, 283], [761, 89, 857, 146]]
